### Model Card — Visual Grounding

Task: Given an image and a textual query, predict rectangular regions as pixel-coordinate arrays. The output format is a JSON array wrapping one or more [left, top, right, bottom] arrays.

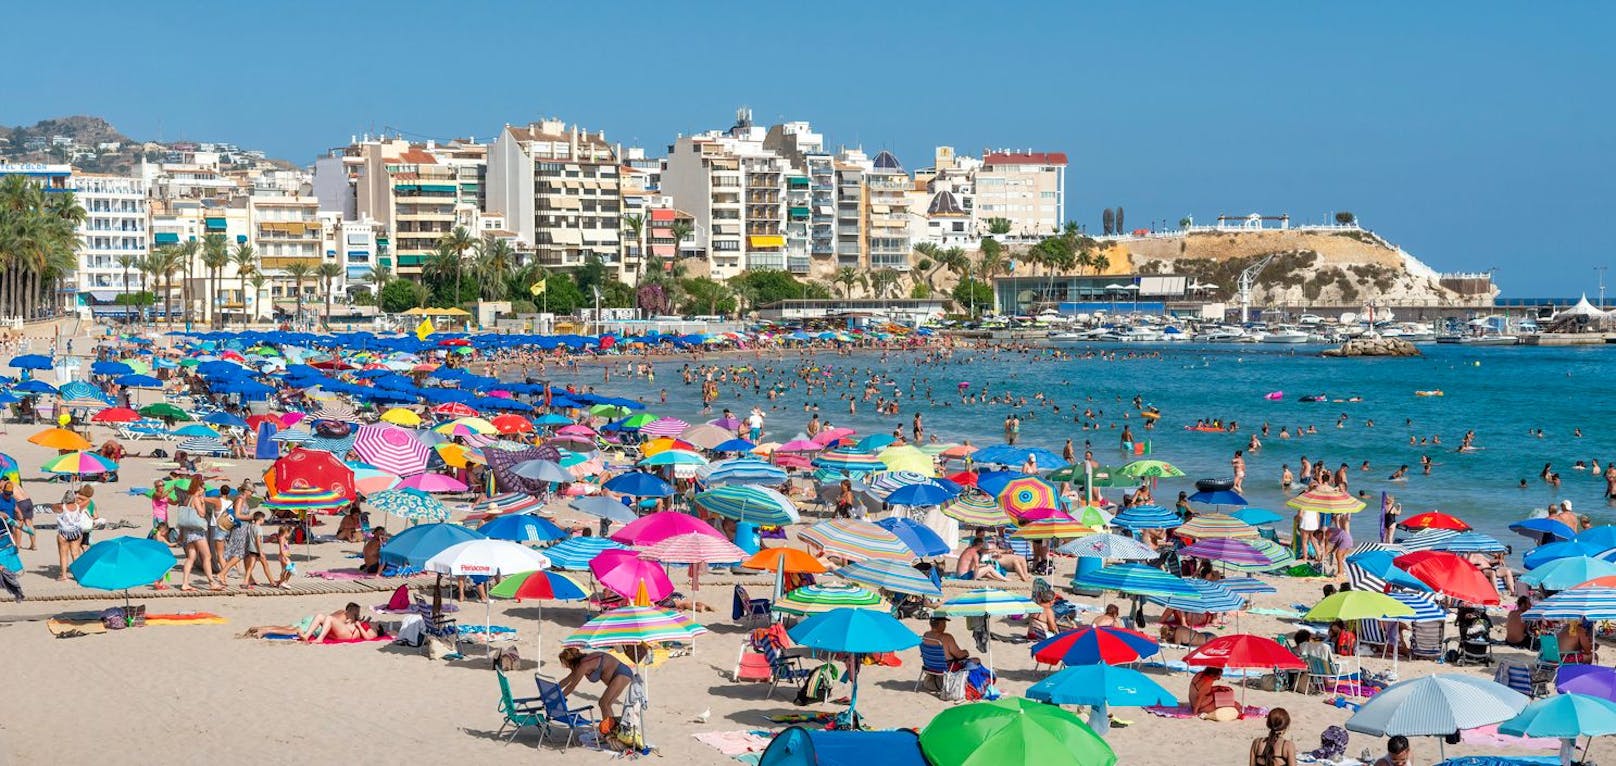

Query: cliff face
[[1117, 228, 1488, 306]]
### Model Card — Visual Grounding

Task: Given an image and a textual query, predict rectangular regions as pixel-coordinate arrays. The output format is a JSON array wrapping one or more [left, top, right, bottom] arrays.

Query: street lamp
[[1596, 265, 1608, 309]]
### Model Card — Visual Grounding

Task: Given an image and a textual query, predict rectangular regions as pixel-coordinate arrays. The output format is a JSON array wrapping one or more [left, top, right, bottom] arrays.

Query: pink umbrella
[[398, 473, 470, 493], [709, 416, 743, 430], [777, 439, 823, 453], [1016, 507, 1076, 522], [773, 453, 812, 470], [589, 548, 674, 604], [280, 412, 307, 428], [556, 424, 598, 437], [610, 511, 726, 546], [812, 427, 857, 446], [640, 417, 690, 438]]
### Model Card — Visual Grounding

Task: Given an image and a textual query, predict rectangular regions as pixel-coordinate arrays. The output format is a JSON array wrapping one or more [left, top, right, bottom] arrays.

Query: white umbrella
[[425, 540, 550, 657], [1346, 673, 1528, 760]]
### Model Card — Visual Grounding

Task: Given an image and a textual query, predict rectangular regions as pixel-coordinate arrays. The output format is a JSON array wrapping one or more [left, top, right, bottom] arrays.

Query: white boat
[[1458, 334, 1518, 346], [1117, 327, 1164, 343], [1259, 326, 1311, 344], [1196, 327, 1247, 343]]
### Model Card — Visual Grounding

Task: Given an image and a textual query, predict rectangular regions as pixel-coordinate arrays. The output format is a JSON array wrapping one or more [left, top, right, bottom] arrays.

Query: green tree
[[678, 277, 736, 316], [437, 225, 476, 306], [282, 261, 315, 326], [728, 270, 817, 306], [539, 273, 586, 314], [152, 245, 183, 327], [952, 280, 994, 314], [173, 239, 199, 324], [231, 243, 257, 328], [869, 268, 901, 300], [986, 217, 1012, 236], [317, 262, 344, 328], [200, 233, 229, 328], [833, 266, 865, 300], [473, 236, 516, 301], [248, 274, 268, 321], [0, 175, 84, 318], [115, 253, 139, 295], [379, 278, 427, 314]]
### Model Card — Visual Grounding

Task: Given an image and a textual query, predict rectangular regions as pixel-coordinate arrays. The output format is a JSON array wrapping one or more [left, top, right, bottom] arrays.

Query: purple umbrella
[[1180, 538, 1271, 566], [709, 415, 743, 431], [1557, 664, 1616, 702]]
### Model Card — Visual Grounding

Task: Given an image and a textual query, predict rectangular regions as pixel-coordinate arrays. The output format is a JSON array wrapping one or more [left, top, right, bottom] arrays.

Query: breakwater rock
[[1321, 337, 1421, 358]]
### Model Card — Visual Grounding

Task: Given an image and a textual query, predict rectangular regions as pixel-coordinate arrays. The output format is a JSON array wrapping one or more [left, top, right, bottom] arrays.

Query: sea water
[[572, 343, 1616, 550]]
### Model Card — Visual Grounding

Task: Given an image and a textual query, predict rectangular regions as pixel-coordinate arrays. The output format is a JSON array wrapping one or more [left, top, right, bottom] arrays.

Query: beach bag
[[492, 646, 521, 672], [173, 503, 205, 534], [794, 662, 839, 706], [216, 510, 236, 533], [940, 669, 968, 701]]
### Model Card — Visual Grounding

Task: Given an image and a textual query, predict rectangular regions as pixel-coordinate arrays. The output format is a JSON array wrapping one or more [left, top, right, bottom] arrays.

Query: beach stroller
[[1450, 611, 1495, 667]]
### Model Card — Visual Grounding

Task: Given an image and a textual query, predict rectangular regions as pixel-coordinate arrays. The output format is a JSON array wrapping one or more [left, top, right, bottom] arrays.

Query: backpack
[[794, 662, 840, 706]]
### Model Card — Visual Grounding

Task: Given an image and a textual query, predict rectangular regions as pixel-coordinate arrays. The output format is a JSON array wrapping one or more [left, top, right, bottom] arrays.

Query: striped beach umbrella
[[998, 476, 1059, 518], [57, 381, 113, 409], [1033, 626, 1160, 666], [702, 458, 788, 487], [866, 470, 936, 500], [1219, 538, 1297, 574], [637, 533, 746, 565], [1175, 513, 1259, 540], [353, 424, 431, 477], [773, 584, 884, 615], [692, 485, 799, 526], [1344, 674, 1528, 740], [1058, 533, 1157, 560], [491, 569, 589, 602], [939, 493, 1014, 527], [467, 492, 543, 517], [1219, 576, 1279, 596], [1346, 550, 1433, 593], [366, 488, 450, 522], [544, 536, 630, 570], [813, 449, 885, 475], [934, 588, 1040, 618], [1075, 563, 1200, 599], [1148, 578, 1247, 613], [1110, 505, 1182, 531], [1286, 486, 1367, 514], [639, 417, 690, 438], [1180, 537, 1270, 565], [1385, 591, 1448, 622], [270, 427, 313, 443], [263, 486, 349, 514], [303, 433, 357, 457], [311, 399, 357, 422], [1523, 587, 1616, 621], [176, 435, 229, 455], [1522, 556, 1616, 591], [1434, 531, 1508, 554], [41, 451, 118, 475], [639, 449, 709, 468], [833, 559, 942, 597], [1010, 517, 1094, 540], [561, 605, 709, 648], [1399, 528, 1461, 551], [799, 519, 915, 563]]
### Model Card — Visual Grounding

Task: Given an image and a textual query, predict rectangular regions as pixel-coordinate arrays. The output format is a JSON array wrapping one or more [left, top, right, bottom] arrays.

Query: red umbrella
[[1394, 550, 1499, 604], [1184, 634, 1305, 670], [490, 414, 533, 434], [432, 402, 478, 418], [1399, 511, 1470, 531], [91, 407, 141, 424], [265, 446, 357, 502], [1032, 626, 1160, 665], [947, 470, 979, 488], [245, 414, 280, 431], [438, 338, 471, 347]]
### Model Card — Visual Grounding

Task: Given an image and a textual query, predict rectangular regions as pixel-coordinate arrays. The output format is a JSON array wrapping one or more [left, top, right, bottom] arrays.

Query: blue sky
[[9, 2, 1613, 296]]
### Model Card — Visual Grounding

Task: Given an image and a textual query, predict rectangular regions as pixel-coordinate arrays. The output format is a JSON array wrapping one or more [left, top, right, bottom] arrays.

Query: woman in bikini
[[558, 646, 641, 727]]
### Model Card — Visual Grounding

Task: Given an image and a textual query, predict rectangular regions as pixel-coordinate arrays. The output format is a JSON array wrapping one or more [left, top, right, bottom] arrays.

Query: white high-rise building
[[662, 109, 797, 280], [974, 150, 1067, 238], [71, 173, 149, 294]]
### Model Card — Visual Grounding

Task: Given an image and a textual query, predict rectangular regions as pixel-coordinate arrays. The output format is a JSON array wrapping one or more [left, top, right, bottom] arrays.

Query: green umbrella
[[590, 404, 633, 419], [622, 413, 659, 429], [139, 402, 191, 421], [920, 698, 1117, 766], [1117, 459, 1185, 479], [124, 359, 151, 375]]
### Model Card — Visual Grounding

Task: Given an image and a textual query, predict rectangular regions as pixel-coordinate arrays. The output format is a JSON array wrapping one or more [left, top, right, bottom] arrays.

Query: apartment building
[[866, 151, 911, 271], [314, 138, 485, 278], [663, 110, 801, 280], [486, 120, 622, 270], [832, 153, 867, 273], [70, 173, 149, 293], [910, 146, 980, 248], [975, 150, 1067, 237]]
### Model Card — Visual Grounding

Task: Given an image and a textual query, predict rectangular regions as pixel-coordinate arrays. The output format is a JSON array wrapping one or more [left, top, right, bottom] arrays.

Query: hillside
[[0, 115, 293, 175]]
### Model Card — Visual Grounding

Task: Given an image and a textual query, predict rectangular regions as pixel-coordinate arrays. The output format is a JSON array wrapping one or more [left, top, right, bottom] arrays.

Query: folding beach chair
[[1304, 653, 1353, 695], [535, 676, 597, 750], [1409, 620, 1446, 661], [494, 670, 543, 744], [764, 643, 812, 699], [733, 584, 771, 628], [915, 638, 950, 692]]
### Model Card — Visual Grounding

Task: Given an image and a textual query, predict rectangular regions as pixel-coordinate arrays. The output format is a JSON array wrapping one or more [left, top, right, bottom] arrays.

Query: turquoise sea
[[570, 343, 1616, 553]]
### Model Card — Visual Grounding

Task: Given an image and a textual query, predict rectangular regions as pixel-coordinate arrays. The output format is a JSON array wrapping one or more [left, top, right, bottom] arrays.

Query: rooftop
[[982, 151, 1068, 166]]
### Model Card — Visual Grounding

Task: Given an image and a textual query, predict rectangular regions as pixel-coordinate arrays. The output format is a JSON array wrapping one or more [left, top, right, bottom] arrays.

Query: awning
[[154, 232, 179, 244], [650, 209, 675, 222], [419, 185, 456, 194], [260, 221, 316, 233], [204, 217, 226, 230], [651, 228, 672, 238], [748, 235, 785, 248], [87, 290, 121, 303], [549, 230, 582, 245], [393, 184, 420, 192], [651, 244, 675, 257], [789, 206, 811, 218], [787, 177, 810, 188]]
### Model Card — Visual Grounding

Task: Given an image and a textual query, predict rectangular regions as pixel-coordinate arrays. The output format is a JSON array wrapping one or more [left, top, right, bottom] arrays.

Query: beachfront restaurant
[[756, 298, 947, 327], [993, 274, 1188, 315]]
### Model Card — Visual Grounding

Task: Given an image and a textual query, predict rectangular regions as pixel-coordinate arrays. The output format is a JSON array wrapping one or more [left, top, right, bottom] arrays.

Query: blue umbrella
[[712, 438, 756, 453], [8, 354, 52, 370], [1498, 693, 1616, 740], [1188, 489, 1249, 506], [1526, 540, 1609, 570], [379, 523, 485, 567], [116, 373, 163, 389], [478, 512, 567, 544], [873, 517, 950, 557], [1345, 550, 1434, 593], [13, 379, 57, 395], [1510, 517, 1577, 543], [855, 434, 896, 451], [1524, 587, 1616, 621], [568, 496, 639, 524], [833, 559, 943, 597], [171, 424, 222, 438], [1075, 563, 1199, 598], [1026, 663, 1178, 707], [1110, 505, 1182, 531], [975, 469, 1028, 499], [91, 360, 135, 376], [1521, 556, 1616, 591], [1435, 531, 1508, 554], [203, 411, 249, 429], [1147, 578, 1246, 613], [693, 485, 799, 526], [1230, 508, 1284, 525], [788, 608, 920, 724], [704, 458, 789, 487], [1577, 527, 1616, 552], [68, 536, 176, 591], [602, 472, 674, 498], [884, 482, 958, 507], [513, 459, 571, 484], [544, 535, 630, 570]]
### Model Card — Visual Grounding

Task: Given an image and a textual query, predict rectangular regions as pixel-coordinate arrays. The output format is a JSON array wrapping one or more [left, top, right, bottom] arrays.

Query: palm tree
[[248, 274, 267, 322], [173, 239, 199, 325], [869, 268, 900, 300], [986, 217, 1013, 237], [231, 243, 257, 328], [668, 220, 694, 261], [621, 213, 645, 280], [150, 245, 182, 327], [437, 225, 476, 306], [473, 236, 515, 301], [316, 262, 344, 329], [833, 266, 864, 300], [137, 251, 162, 326], [200, 233, 229, 328], [0, 175, 84, 318], [424, 247, 458, 296], [115, 253, 138, 295], [283, 261, 315, 327]]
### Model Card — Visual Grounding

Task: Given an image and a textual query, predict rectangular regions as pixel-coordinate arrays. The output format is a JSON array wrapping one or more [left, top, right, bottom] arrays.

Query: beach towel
[[693, 731, 773, 757], [1144, 703, 1267, 719], [260, 633, 392, 644], [1437, 758, 1559, 766], [1460, 724, 1562, 751], [47, 611, 224, 636]]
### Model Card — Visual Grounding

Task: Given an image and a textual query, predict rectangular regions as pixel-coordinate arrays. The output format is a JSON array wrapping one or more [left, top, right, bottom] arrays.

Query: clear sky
[[8, 2, 1613, 296]]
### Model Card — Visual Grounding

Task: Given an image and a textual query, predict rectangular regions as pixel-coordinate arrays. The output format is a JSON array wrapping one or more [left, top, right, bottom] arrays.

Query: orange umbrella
[[743, 547, 828, 610], [1575, 576, 1616, 589], [28, 427, 92, 451], [641, 437, 696, 457]]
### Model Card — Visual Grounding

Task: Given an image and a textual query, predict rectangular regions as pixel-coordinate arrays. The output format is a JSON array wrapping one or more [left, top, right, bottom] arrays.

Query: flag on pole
[[530, 280, 547, 296], [414, 318, 434, 341]]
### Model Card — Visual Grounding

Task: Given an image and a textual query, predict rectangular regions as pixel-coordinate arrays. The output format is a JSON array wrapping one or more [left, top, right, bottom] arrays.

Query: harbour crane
[[1237, 254, 1279, 323]]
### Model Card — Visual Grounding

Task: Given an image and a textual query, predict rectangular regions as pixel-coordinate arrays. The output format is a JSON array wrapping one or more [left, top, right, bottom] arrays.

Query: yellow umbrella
[[433, 416, 497, 435], [878, 444, 936, 475], [435, 443, 471, 469], [29, 427, 92, 451], [641, 437, 692, 457], [380, 408, 422, 426]]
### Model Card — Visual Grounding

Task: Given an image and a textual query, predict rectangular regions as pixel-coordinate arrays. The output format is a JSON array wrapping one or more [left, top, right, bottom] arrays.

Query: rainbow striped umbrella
[[833, 559, 942, 597], [1176, 513, 1260, 540], [639, 449, 709, 468], [813, 448, 885, 475], [1220, 538, 1297, 573], [692, 485, 799, 526], [998, 476, 1059, 518], [1180, 537, 1269, 565], [1286, 486, 1367, 514], [1074, 563, 1200, 599], [773, 584, 884, 615], [561, 605, 709, 648], [934, 588, 1040, 617], [434, 417, 499, 437], [41, 451, 118, 475], [799, 519, 914, 563], [940, 493, 1014, 527], [263, 486, 349, 513], [1010, 517, 1095, 540]]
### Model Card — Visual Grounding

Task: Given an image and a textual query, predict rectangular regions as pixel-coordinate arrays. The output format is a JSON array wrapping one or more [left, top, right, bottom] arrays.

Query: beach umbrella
[[91, 360, 134, 376], [1033, 626, 1159, 666], [1510, 517, 1578, 543], [398, 473, 469, 493], [1146, 578, 1248, 614], [1526, 539, 1611, 570], [512, 459, 570, 484], [692, 485, 799, 526], [703, 458, 788, 487], [1395, 550, 1500, 604], [814, 448, 886, 475], [975, 470, 1028, 499], [856, 434, 895, 451], [478, 513, 567, 543], [202, 411, 249, 430], [591, 548, 675, 605], [41, 451, 118, 475], [425, 539, 549, 577], [997, 476, 1058, 518], [939, 493, 1013, 527], [68, 536, 177, 619], [544, 536, 629, 570], [271, 427, 313, 443], [812, 426, 857, 446], [1116, 460, 1184, 479], [57, 380, 113, 408], [1229, 507, 1285, 526], [489, 568, 588, 670], [1286, 486, 1366, 514], [1074, 563, 1198, 599], [1058, 533, 1156, 561], [562, 605, 708, 648], [115, 373, 163, 389], [1557, 665, 1616, 702], [678, 423, 734, 450], [176, 435, 229, 455], [934, 588, 1040, 618], [800, 519, 914, 563], [490, 414, 533, 435], [139, 402, 191, 422], [1345, 549, 1433, 593], [379, 408, 423, 427], [366, 488, 449, 523], [379, 522, 486, 568], [262, 486, 349, 514], [876, 445, 932, 474], [1523, 556, 1616, 591], [352, 424, 431, 477], [610, 511, 724, 546], [1179, 537, 1270, 566], [744, 547, 830, 609], [1304, 591, 1416, 623], [467, 492, 543, 518], [1217, 576, 1279, 596], [787, 608, 920, 726], [865, 470, 938, 499], [602, 472, 675, 498], [1434, 530, 1507, 554], [1384, 591, 1447, 622], [1009, 517, 1094, 540], [637, 532, 745, 565], [1109, 505, 1182, 531], [28, 427, 92, 451], [773, 584, 883, 615], [1184, 634, 1304, 670], [833, 559, 942, 597], [1500, 692, 1616, 740], [885, 482, 958, 508], [1188, 488, 1248, 507], [640, 437, 696, 457], [13, 379, 58, 395], [873, 517, 951, 557], [1346, 674, 1528, 760], [1027, 663, 1178, 707], [567, 496, 638, 524], [589, 404, 633, 420], [1175, 513, 1259, 540], [639, 449, 708, 468], [1524, 587, 1616, 621], [1400, 511, 1471, 531], [920, 698, 1116, 766], [350, 466, 403, 495], [91, 407, 142, 424], [711, 438, 755, 453], [7, 354, 52, 370], [639, 417, 690, 438]]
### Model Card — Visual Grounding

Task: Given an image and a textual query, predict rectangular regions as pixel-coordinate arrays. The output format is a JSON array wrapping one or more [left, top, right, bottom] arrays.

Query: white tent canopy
[[1560, 294, 1607, 318]]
